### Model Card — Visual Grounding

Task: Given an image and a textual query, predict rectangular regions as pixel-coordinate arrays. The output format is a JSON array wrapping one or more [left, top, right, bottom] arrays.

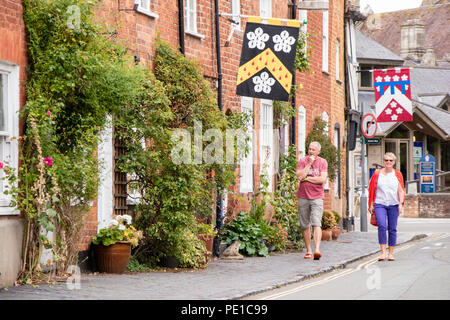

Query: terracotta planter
[[197, 234, 214, 263], [332, 227, 340, 241], [93, 241, 131, 274], [321, 229, 332, 241]]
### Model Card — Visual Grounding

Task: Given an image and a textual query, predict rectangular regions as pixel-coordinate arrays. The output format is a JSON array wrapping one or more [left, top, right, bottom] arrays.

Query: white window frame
[[299, 9, 307, 52], [0, 61, 20, 215], [283, 121, 289, 155], [240, 97, 254, 193], [97, 116, 114, 230], [322, 111, 330, 190], [134, 0, 158, 19], [184, 0, 205, 39], [231, 0, 241, 31], [322, 11, 329, 73], [260, 0, 272, 18], [334, 125, 340, 198], [297, 105, 306, 159], [322, 111, 329, 136], [260, 99, 273, 192], [336, 39, 340, 81]]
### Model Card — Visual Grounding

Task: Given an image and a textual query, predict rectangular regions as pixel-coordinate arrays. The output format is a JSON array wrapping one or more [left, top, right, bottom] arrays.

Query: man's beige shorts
[[298, 198, 324, 229]]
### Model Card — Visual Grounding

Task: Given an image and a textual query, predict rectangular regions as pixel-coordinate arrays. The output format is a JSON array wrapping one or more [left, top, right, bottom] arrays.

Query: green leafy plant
[[295, 30, 313, 73], [271, 145, 304, 250], [197, 223, 218, 238], [92, 215, 143, 247], [222, 212, 269, 257]]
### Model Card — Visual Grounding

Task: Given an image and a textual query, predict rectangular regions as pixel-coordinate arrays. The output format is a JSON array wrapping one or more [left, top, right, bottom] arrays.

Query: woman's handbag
[[370, 212, 378, 227]]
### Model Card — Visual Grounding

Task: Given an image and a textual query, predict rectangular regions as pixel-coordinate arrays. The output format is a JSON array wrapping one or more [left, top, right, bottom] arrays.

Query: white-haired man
[[296, 141, 328, 260]]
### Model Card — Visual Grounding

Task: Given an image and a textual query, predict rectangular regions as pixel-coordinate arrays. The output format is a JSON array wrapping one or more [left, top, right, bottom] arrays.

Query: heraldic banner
[[373, 68, 413, 122], [236, 17, 300, 102]]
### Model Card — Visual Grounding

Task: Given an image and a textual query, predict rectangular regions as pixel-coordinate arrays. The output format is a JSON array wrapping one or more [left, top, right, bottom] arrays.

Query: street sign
[[365, 137, 380, 144], [361, 113, 378, 138], [419, 154, 436, 193]]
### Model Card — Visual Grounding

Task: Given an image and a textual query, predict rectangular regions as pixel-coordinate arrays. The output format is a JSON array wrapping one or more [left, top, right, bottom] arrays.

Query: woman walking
[[368, 152, 405, 261]]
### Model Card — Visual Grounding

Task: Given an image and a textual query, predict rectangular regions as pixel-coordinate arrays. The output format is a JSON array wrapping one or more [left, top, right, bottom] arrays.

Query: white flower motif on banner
[[247, 27, 269, 50], [273, 30, 296, 53], [253, 72, 275, 94]]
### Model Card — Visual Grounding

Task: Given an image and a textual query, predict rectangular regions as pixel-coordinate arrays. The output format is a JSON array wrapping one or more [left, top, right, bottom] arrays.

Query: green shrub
[[222, 212, 269, 257]]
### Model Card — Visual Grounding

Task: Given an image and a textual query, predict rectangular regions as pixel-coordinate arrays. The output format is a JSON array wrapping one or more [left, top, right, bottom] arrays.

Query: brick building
[[0, 0, 348, 286], [0, 0, 27, 287]]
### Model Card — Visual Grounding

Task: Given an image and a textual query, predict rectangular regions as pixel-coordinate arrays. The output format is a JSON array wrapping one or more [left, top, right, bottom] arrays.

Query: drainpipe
[[213, 0, 223, 256], [178, 0, 185, 54], [290, 0, 297, 146]]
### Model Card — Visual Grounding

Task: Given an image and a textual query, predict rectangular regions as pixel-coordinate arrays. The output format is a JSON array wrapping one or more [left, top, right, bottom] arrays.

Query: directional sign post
[[359, 114, 378, 232]]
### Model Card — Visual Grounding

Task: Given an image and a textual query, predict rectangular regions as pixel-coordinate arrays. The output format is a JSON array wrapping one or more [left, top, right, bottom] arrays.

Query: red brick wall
[[295, 0, 346, 216]]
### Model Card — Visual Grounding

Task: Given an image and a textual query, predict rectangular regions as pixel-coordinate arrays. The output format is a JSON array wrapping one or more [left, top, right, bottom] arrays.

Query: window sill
[[322, 70, 330, 76], [185, 30, 205, 40], [0, 206, 20, 216], [336, 79, 343, 84], [134, 6, 159, 19]]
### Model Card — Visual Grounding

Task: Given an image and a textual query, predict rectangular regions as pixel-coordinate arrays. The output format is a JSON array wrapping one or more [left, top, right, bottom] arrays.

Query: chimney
[[400, 19, 426, 61], [421, 47, 437, 66]]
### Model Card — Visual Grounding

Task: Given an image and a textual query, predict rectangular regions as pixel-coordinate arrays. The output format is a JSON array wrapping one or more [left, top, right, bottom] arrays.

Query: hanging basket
[[93, 241, 131, 274]]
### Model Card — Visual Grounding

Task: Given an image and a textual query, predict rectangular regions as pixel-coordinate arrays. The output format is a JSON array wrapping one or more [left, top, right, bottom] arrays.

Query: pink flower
[[47, 110, 51, 116], [44, 157, 53, 167], [0, 162, 3, 169]]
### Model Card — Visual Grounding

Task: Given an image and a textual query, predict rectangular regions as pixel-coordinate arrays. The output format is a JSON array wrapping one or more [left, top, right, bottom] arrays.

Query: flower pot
[[93, 241, 131, 274], [332, 227, 340, 241], [321, 229, 332, 241]]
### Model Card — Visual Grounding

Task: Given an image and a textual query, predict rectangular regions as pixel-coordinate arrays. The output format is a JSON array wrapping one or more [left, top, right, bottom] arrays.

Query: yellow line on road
[[260, 241, 424, 300]]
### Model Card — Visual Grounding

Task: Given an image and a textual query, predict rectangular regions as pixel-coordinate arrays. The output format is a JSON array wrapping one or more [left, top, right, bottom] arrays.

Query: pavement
[[0, 224, 426, 300]]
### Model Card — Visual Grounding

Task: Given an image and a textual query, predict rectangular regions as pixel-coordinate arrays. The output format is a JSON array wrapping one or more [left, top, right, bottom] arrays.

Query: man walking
[[296, 141, 328, 260]]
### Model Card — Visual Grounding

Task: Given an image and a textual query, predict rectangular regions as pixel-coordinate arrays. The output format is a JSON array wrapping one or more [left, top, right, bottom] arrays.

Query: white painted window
[[334, 125, 340, 198], [336, 39, 340, 80], [322, 111, 329, 135], [283, 121, 289, 155], [260, 99, 273, 191], [299, 9, 307, 51], [135, 0, 158, 18], [260, 0, 272, 18], [240, 97, 253, 193], [231, 0, 241, 30], [138, 0, 150, 11], [298, 105, 306, 159], [322, 111, 330, 190], [0, 62, 20, 215], [185, 0, 197, 34], [322, 11, 329, 73], [97, 116, 113, 230]]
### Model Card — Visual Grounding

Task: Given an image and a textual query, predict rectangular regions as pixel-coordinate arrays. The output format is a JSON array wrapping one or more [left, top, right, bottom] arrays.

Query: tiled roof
[[355, 29, 404, 63], [358, 3, 450, 61]]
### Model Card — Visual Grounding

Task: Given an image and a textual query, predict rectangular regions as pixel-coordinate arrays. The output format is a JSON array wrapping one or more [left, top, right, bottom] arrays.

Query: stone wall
[[404, 193, 450, 218]]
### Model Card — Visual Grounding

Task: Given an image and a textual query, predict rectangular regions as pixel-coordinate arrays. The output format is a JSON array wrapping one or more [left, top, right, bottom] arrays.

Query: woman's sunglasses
[[384, 159, 394, 162]]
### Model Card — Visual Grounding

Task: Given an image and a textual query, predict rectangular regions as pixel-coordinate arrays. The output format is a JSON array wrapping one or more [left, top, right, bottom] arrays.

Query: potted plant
[[196, 223, 217, 263], [321, 210, 336, 241], [92, 215, 143, 273], [331, 210, 341, 241]]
